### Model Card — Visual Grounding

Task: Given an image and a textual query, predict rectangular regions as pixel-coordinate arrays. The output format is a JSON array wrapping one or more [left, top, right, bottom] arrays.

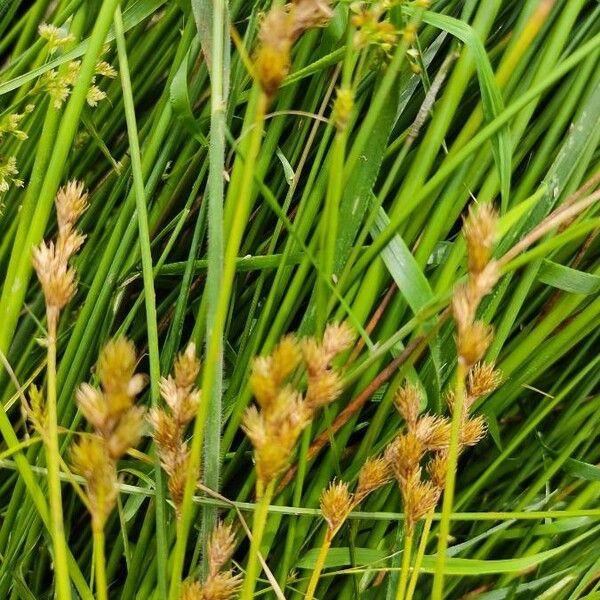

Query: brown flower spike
[[255, 0, 333, 96], [33, 180, 88, 331], [71, 338, 146, 531], [180, 521, 241, 600], [243, 323, 353, 494], [149, 343, 201, 515]]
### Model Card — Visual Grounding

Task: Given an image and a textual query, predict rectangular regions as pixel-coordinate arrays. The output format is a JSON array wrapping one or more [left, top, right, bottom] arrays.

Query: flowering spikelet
[[386, 382, 455, 534], [388, 431, 424, 483], [72, 338, 146, 531], [414, 414, 451, 452], [456, 319, 494, 368], [427, 453, 448, 490], [460, 415, 487, 447], [394, 383, 421, 430], [71, 437, 118, 531], [181, 521, 241, 600], [405, 479, 440, 534], [255, 0, 333, 96], [0, 105, 34, 142], [320, 480, 353, 531], [463, 203, 497, 276], [243, 388, 310, 489], [303, 322, 353, 410], [150, 343, 201, 515], [467, 362, 503, 400], [0, 156, 23, 194], [356, 454, 392, 501], [39, 23, 75, 53]]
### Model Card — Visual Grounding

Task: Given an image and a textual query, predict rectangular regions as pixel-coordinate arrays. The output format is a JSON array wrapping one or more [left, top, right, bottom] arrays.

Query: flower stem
[[46, 314, 72, 600], [431, 362, 466, 599], [395, 531, 413, 600], [240, 480, 276, 600], [168, 90, 268, 600], [113, 7, 168, 597], [93, 526, 108, 600], [305, 529, 333, 600], [405, 512, 433, 600]]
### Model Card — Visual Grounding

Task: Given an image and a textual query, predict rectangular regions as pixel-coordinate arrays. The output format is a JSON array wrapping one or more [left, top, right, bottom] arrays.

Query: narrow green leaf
[[169, 50, 208, 145], [418, 9, 511, 209], [538, 260, 600, 295]]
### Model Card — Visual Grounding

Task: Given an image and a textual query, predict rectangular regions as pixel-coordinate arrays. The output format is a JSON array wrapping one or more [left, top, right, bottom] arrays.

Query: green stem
[[168, 91, 268, 600], [405, 513, 433, 600], [305, 529, 333, 600], [113, 6, 168, 598], [395, 532, 413, 600], [431, 362, 466, 599], [240, 480, 276, 600], [201, 0, 229, 570], [46, 314, 72, 600], [93, 527, 108, 600]]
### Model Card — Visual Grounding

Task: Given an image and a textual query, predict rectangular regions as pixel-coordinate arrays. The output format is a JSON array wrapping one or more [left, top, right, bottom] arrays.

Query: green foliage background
[[0, 0, 600, 598]]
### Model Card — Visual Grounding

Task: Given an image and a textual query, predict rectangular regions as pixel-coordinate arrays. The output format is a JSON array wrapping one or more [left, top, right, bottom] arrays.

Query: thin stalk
[[240, 479, 276, 600], [45, 314, 71, 600], [431, 362, 466, 599], [202, 0, 229, 569], [305, 529, 333, 600], [93, 527, 108, 600], [405, 513, 433, 600], [113, 6, 168, 598], [168, 91, 268, 600], [395, 532, 413, 600]]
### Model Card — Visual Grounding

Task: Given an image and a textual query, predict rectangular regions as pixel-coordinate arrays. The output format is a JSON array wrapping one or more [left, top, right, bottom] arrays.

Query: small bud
[[332, 88, 354, 130]]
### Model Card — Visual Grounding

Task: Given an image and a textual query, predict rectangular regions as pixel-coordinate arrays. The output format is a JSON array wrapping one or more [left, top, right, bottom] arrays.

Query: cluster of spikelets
[[351, 1, 399, 53], [254, 0, 333, 96], [0, 104, 35, 198], [36, 24, 117, 109], [149, 343, 201, 516], [243, 322, 354, 495], [453, 203, 499, 367], [180, 522, 241, 600], [350, 0, 429, 65], [32, 180, 88, 333], [71, 338, 147, 532], [319, 363, 501, 539]]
